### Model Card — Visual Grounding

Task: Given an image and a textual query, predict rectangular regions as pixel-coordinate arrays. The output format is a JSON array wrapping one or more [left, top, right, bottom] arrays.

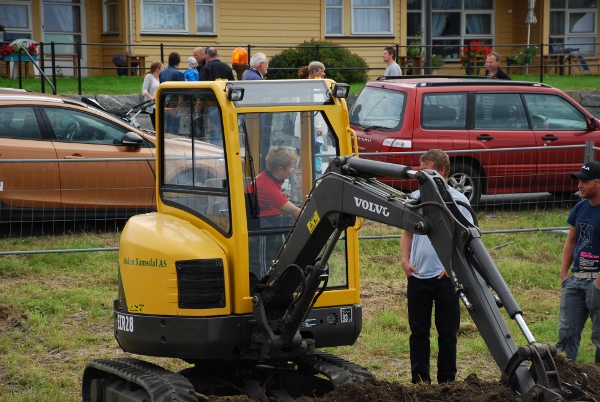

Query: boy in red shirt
[[246, 146, 302, 279], [247, 146, 301, 221]]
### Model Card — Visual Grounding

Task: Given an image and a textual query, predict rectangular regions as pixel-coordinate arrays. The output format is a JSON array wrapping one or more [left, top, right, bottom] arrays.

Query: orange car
[[0, 89, 224, 222]]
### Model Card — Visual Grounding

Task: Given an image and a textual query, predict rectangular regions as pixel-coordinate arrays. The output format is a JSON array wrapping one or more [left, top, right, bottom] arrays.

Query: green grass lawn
[[1, 73, 599, 96], [0, 208, 590, 401]]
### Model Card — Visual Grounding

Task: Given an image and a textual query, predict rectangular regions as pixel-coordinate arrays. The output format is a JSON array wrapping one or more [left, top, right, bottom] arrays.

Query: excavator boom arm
[[254, 156, 589, 400]]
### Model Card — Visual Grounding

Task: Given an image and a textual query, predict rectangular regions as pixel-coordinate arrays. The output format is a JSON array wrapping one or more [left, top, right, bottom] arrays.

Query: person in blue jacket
[[242, 53, 268, 80], [184, 56, 199, 81], [158, 52, 184, 83], [159, 52, 185, 134]]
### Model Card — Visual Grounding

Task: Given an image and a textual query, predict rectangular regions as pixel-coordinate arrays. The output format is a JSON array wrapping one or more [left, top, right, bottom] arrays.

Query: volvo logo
[[354, 197, 390, 217]]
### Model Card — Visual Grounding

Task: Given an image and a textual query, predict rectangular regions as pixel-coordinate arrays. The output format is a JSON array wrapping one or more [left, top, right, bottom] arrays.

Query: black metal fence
[[5, 40, 598, 95]]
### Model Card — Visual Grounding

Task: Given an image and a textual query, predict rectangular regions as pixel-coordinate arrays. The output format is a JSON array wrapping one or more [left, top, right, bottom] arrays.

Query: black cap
[[571, 161, 600, 181]]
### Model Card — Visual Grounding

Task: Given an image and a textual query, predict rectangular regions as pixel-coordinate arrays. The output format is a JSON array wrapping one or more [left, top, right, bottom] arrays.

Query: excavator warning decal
[[129, 304, 145, 313], [307, 210, 320, 233], [340, 307, 352, 323]]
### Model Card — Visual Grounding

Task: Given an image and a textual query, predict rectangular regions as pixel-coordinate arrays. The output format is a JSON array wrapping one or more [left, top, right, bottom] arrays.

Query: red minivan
[[349, 76, 600, 205]]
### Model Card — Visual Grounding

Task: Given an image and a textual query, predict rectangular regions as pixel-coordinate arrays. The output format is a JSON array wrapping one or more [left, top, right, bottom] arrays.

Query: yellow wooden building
[[0, 0, 597, 79]]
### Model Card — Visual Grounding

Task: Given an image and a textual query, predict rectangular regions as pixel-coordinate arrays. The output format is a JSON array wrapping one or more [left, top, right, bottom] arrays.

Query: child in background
[[184, 56, 199, 81]]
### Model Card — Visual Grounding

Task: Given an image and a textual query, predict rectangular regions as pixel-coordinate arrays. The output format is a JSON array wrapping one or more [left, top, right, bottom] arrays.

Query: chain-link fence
[[2, 142, 598, 254]]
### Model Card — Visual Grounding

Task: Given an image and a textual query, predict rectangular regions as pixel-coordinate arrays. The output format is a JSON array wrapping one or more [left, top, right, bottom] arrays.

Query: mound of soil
[[208, 355, 600, 402]]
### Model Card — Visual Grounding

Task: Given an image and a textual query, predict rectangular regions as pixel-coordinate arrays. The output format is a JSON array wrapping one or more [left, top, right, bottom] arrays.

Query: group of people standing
[[141, 46, 236, 129]]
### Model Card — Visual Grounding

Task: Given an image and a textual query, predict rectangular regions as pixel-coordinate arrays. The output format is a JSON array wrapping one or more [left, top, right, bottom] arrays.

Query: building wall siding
[[24, 0, 599, 78]]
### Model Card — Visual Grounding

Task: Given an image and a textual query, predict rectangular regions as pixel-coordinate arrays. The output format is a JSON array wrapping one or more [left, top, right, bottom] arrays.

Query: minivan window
[[523, 94, 587, 130], [474, 93, 528, 130], [349, 87, 405, 130], [421, 93, 466, 129]]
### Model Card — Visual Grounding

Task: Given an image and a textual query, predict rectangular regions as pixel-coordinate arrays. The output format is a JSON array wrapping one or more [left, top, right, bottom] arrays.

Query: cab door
[[523, 93, 599, 193], [469, 92, 537, 195]]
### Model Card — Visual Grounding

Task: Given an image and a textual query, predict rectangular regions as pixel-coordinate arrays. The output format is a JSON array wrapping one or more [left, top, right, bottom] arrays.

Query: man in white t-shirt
[[383, 46, 402, 77], [401, 149, 472, 384]]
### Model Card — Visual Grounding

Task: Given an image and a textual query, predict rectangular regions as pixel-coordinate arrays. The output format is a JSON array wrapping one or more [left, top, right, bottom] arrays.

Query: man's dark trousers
[[407, 275, 460, 384]]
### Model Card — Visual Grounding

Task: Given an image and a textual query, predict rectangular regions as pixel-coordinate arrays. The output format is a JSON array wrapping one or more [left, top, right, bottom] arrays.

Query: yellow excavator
[[82, 79, 594, 401]]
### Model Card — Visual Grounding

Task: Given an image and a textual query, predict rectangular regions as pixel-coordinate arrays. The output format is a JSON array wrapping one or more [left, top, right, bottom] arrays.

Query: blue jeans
[[556, 276, 600, 362]]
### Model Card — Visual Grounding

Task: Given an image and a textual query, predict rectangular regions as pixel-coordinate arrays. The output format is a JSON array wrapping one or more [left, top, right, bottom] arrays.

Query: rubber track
[[296, 352, 373, 387], [85, 358, 197, 402]]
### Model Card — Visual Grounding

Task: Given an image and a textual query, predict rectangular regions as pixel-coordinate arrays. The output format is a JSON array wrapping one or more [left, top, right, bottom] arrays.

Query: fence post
[[316, 45, 320, 61], [584, 141, 595, 163], [539, 42, 544, 83], [17, 49, 23, 88], [50, 42, 57, 91], [40, 42, 45, 94], [466, 43, 472, 75], [160, 44, 164, 67], [77, 42, 82, 95]]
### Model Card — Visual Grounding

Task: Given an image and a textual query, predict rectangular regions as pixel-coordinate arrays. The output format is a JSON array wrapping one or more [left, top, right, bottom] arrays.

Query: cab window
[[241, 110, 347, 289], [160, 91, 229, 234]]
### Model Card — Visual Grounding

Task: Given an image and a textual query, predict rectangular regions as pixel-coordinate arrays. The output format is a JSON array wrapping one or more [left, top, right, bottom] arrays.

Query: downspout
[[129, 0, 134, 54]]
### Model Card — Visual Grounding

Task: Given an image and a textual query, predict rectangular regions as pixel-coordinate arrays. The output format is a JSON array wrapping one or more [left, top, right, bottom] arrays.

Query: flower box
[[1, 54, 38, 62]]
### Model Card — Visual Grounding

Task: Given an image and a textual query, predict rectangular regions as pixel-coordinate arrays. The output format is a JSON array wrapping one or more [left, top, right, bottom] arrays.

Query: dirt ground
[[208, 356, 600, 402]]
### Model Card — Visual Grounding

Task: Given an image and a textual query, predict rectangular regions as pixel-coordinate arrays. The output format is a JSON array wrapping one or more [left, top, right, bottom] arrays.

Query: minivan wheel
[[449, 163, 482, 206]]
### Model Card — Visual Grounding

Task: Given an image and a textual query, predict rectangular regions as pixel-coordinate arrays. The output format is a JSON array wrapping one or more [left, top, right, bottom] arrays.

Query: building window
[[196, 0, 215, 34], [409, 0, 493, 60], [550, 0, 597, 55], [103, 0, 119, 34], [326, 0, 343, 35], [407, 0, 422, 52], [0, 1, 32, 41], [351, 0, 392, 35], [142, 0, 187, 33]]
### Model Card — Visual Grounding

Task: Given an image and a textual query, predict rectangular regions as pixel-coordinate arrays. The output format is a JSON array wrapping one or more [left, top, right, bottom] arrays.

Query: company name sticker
[[123, 257, 167, 267]]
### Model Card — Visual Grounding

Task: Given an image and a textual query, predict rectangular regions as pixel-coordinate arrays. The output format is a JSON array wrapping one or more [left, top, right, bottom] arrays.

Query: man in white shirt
[[401, 149, 473, 384], [383, 46, 402, 77]]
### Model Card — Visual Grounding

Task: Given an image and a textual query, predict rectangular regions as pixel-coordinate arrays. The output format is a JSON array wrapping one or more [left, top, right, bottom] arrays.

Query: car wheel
[[449, 163, 482, 206], [169, 168, 214, 187]]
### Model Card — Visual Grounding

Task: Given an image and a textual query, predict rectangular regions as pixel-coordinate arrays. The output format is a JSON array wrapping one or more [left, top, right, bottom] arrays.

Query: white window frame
[[141, 0, 188, 34], [326, 0, 344, 36], [550, 1, 597, 55], [408, 1, 494, 59], [351, 0, 393, 36], [103, 0, 119, 34], [195, 0, 215, 35], [0, 0, 32, 40]]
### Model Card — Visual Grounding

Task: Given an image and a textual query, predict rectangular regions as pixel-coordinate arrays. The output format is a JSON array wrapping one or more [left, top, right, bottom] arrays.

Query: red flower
[[459, 41, 492, 69], [0, 44, 13, 56], [27, 43, 37, 55]]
